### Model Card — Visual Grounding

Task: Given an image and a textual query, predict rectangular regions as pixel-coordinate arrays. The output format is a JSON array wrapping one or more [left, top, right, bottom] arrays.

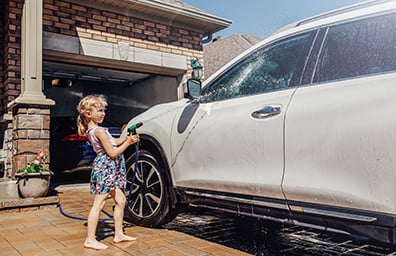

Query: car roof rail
[[296, 0, 391, 26], [274, 0, 392, 34]]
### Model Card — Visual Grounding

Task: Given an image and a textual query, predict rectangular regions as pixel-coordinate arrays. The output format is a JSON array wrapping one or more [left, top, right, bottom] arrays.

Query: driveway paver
[[0, 184, 252, 256]]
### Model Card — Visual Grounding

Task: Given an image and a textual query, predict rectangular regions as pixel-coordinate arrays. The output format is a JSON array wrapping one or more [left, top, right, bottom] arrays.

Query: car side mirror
[[185, 79, 202, 99]]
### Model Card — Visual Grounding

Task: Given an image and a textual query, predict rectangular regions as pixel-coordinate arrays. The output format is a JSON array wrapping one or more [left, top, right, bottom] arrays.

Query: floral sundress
[[87, 126, 127, 194]]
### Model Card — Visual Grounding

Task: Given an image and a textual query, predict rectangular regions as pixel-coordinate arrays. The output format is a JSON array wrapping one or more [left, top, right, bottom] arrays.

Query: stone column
[[8, 0, 54, 177], [12, 105, 51, 177]]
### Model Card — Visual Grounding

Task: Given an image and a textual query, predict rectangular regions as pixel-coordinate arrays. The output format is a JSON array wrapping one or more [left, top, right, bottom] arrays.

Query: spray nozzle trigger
[[128, 122, 143, 135]]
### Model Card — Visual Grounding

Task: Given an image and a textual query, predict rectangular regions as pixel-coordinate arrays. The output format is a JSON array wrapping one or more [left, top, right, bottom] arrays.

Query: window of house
[[314, 13, 396, 83], [200, 33, 311, 103]]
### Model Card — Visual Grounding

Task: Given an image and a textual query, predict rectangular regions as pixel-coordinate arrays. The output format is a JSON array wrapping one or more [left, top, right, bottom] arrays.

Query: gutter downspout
[[202, 33, 213, 44]]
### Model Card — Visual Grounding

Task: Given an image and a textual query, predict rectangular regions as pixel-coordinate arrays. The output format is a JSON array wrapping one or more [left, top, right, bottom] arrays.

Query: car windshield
[[200, 32, 311, 102]]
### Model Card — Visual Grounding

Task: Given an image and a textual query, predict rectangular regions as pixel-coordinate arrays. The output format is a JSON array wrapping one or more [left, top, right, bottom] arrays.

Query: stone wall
[[1, 115, 12, 178]]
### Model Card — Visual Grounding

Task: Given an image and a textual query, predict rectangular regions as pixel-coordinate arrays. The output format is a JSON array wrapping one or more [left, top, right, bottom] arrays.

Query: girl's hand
[[126, 134, 140, 145]]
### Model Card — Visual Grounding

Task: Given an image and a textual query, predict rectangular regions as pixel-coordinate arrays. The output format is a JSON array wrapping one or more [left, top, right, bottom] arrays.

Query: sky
[[182, 0, 368, 39]]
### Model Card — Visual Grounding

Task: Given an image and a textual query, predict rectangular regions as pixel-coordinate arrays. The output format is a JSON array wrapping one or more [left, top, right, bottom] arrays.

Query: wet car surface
[[123, 2, 396, 244], [164, 207, 396, 256]]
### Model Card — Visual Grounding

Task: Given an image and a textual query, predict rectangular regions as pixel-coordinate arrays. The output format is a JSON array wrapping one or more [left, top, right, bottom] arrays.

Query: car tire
[[124, 149, 171, 227]]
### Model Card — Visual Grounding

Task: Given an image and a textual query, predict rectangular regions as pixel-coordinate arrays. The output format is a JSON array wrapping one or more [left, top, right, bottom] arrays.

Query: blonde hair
[[76, 95, 108, 136]]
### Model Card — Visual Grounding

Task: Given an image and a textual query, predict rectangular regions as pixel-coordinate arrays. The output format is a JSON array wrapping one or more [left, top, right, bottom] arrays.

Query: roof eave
[[66, 0, 232, 35], [138, 0, 232, 34]]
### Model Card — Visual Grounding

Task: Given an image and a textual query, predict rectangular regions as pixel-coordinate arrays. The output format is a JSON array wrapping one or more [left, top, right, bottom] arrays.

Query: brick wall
[[0, 1, 4, 114], [42, 0, 204, 71], [2, 0, 22, 115], [0, 0, 205, 115], [43, 0, 203, 49]]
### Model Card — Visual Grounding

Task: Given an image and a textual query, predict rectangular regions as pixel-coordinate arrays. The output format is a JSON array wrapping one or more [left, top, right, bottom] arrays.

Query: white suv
[[123, 1, 396, 244]]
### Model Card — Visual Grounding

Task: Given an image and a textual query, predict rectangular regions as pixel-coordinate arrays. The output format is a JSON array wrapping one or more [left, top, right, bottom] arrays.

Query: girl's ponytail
[[77, 114, 87, 136]]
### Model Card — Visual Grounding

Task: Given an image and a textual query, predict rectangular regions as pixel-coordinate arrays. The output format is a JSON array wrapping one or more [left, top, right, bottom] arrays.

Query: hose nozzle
[[128, 122, 143, 135]]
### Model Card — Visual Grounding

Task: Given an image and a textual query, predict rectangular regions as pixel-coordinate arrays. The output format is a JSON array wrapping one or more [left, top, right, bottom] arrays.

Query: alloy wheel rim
[[126, 159, 163, 218]]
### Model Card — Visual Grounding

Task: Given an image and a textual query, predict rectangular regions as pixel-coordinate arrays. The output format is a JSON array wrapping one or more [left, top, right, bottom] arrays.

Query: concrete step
[[0, 179, 58, 213], [0, 179, 18, 199]]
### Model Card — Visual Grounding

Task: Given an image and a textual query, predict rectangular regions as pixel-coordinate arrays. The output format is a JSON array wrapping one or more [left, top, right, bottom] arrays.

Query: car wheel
[[124, 149, 171, 227]]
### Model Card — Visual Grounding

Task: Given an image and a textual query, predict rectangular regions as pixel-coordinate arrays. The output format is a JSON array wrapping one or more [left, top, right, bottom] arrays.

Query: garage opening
[[42, 61, 180, 182]]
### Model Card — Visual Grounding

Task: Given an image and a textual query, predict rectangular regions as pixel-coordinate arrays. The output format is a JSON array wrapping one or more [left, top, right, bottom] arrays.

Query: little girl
[[76, 94, 139, 250]]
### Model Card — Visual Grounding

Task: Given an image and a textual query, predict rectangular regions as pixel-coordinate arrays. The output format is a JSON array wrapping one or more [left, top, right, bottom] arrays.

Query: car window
[[314, 13, 396, 83], [200, 33, 311, 103]]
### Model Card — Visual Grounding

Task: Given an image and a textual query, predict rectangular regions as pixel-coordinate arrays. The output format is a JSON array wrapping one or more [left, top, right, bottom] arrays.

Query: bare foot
[[83, 240, 108, 250], [113, 234, 137, 243]]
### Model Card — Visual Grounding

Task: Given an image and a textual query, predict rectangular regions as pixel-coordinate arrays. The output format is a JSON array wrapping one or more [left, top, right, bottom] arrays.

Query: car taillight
[[63, 133, 89, 141]]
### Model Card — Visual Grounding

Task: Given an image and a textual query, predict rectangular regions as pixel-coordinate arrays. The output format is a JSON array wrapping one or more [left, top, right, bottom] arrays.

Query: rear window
[[314, 13, 396, 83]]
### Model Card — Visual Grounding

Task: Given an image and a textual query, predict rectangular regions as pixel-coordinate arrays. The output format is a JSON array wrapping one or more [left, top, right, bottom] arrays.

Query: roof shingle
[[203, 34, 262, 79]]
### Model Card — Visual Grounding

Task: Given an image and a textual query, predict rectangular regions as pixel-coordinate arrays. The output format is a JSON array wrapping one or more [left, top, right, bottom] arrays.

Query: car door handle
[[251, 105, 282, 119]]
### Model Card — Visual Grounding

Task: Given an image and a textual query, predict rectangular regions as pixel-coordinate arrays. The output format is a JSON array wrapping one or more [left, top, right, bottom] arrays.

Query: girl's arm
[[114, 136, 126, 146], [113, 124, 129, 145], [95, 128, 138, 158]]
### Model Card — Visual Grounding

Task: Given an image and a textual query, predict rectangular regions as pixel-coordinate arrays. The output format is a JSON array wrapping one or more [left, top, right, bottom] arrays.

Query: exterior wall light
[[191, 58, 203, 80]]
